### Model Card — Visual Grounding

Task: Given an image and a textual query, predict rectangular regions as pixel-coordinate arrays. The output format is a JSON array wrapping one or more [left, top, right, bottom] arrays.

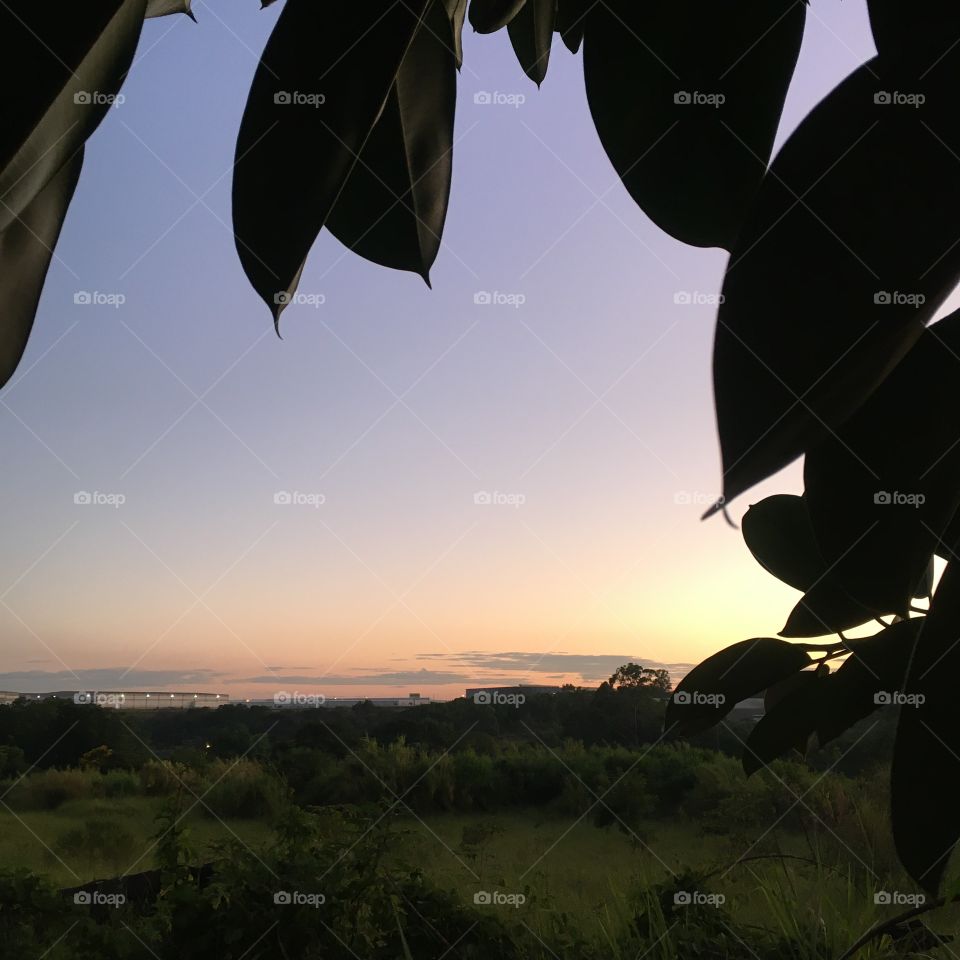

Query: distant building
[[17, 691, 230, 710], [0, 691, 20, 706], [272, 692, 432, 709]]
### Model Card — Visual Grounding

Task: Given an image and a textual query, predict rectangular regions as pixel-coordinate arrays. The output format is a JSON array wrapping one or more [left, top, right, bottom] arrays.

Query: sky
[[0, 0, 940, 701]]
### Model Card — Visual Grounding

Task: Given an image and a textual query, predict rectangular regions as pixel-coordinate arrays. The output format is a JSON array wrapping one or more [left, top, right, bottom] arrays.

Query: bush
[[200, 759, 285, 819], [99, 769, 139, 798], [6, 768, 94, 810]]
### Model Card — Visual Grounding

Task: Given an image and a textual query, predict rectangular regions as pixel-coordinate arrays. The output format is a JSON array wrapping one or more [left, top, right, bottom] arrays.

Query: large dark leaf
[[743, 666, 826, 775], [803, 311, 960, 617], [0, 0, 144, 233], [0, 148, 83, 390], [468, 0, 526, 34], [507, 0, 555, 86], [892, 563, 960, 894], [555, 0, 585, 54], [324, 0, 456, 283], [816, 618, 921, 746], [867, 2, 960, 65], [740, 494, 877, 637], [711, 54, 960, 511], [741, 494, 823, 592], [232, 0, 433, 322], [780, 581, 877, 638], [583, 0, 804, 250], [444, 0, 468, 68], [665, 638, 811, 737]]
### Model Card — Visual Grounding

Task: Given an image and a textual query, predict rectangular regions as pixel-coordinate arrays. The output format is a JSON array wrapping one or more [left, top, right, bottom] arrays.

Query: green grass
[[0, 796, 275, 886], [394, 811, 960, 958]]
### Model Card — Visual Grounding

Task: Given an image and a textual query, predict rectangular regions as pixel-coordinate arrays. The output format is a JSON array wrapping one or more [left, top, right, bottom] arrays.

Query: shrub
[[6, 768, 93, 810], [200, 759, 285, 819]]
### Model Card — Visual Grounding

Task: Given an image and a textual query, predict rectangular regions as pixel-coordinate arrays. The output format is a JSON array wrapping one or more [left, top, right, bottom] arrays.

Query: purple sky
[[1, 0, 928, 700]]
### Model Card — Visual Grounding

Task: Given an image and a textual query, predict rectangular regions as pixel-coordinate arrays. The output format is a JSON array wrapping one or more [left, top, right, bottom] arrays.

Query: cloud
[[0, 667, 226, 692], [236, 668, 474, 687], [415, 651, 691, 682]]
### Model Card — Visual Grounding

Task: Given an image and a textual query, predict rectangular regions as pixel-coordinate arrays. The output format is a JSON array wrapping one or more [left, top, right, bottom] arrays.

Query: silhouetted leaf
[[0, 0, 144, 233], [232, 0, 433, 322], [507, 0, 555, 86], [444, 0, 468, 68], [712, 54, 960, 510], [583, 0, 804, 250], [780, 581, 876, 638], [803, 311, 960, 617], [555, 0, 585, 54], [741, 494, 823, 592], [0, 148, 83, 391], [893, 563, 960, 894], [324, 0, 456, 283], [817, 618, 921, 746], [468, 0, 526, 34], [915, 557, 935, 600], [867, 2, 960, 65], [146, 0, 195, 19], [665, 638, 811, 737], [743, 666, 826, 775]]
